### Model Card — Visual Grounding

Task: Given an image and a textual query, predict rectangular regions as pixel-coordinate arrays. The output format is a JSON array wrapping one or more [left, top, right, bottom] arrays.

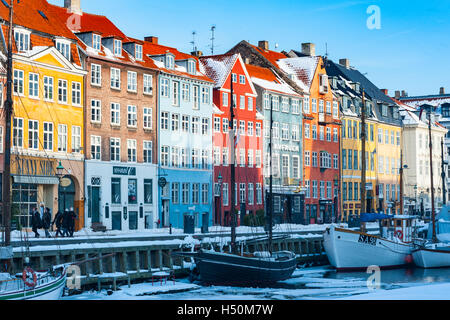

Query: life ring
[[394, 230, 403, 241], [22, 267, 37, 288]]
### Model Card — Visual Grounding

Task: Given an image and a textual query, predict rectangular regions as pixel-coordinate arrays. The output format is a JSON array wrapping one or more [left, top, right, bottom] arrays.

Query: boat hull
[[0, 272, 66, 300], [412, 247, 450, 269], [193, 251, 297, 286], [323, 226, 413, 271]]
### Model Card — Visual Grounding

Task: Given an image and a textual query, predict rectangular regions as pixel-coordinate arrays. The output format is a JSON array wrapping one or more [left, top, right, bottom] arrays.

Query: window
[[239, 148, 245, 167], [72, 126, 81, 153], [319, 126, 324, 140], [272, 122, 279, 139], [319, 100, 324, 113], [43, 122, 53, 151], [54, 124, 67, 153], [256, 183, 262, 204], [172, 81, 180, 106], [188, 60, 196, 74], [333, 154, 338, 169], [192, 183, 200, 204], [160, 78, 169, 97], [222, 183, 229, 206], [143, 74, 153, 95], [222, 92, 229, 107], [166, 55, 174, 69], [143, 141, 152, 163], [292, 99, 300, 114], [93, 34, 101, 51], [305, 123, 310, 139], [222, 148, 229, 166], [171, 183, 180, 204], [342, 150, 347, 170], [110, 137, 121, 161], [312, 181, 318, 198], [202, 184, 209, 204], [213, 147, 220, 166], [263, 94, 270, 109], [114, 39, 122, 56], [248, 149, 254, 168], [90, 135, 101, 160], [256, 150, 261, 168], [191, 117, 199, 134], [202, 87, 210, 105], [111, 103, 120, 125], [312, 125, 317, 139], [193, 85, 200, 109], [293, 156, 300, 179], [232, 73, 237, 83], [247, 183, 254, 205], [239, 95, 245, 109], [161, 146, 169, 166], [281, 97, 289, 112], [333, 101, 339, 118], [171, 147, 179, 167], [385, 130, 389, 144], [181, 148, 188, 168], [248, 97, 253, 111], [305, 151, 310, 166], [127, 140, 137, 162], [239, 183, 246, 204], [378, 128, 383, 143], [272, 96, 279, 111], [333, 128, 338, 142], [396, 132, 400, 146], [128, 179, 137, 204], [91, 100, 101, 123], [312, 152, 318, 167], [72, 82, 81, 105], [214, 117, 221, 132], [239, 75, 245, 84], [13, 118, 23, 148], [28, 120, 39, 150], [282, 123, 289, 140], [326, 127, 331, 141], [202, 118, 209, 135], [311, 99, 317, 113], [143, 107, 152, 129], [320, 181, 325, 199], [127, 71, 137, 92], [91, 64, 101, 86], [255, 122, 261, 137], [111, 178, 121, 204], [110, 68, 121, 89], [192, 149, 200, 168], [14, 30, 30, 51], [182, 115, 190, 132], [161, 112, 169, 130], [13, 69, 24, 95], [305, 181, 310, 198], [134, 44, 143, 60], [143, 179, 153, 204], [0, 126, 3, 153], [58, 79, 68, 103], [326, 101, 332, 114], [171, 113, 180, 131], [56, 40, 71, 60], [304, 98, 310, 113], [348, 150, 353, 170], [181, 183, 190, 205], [28, 73, 39, 98]]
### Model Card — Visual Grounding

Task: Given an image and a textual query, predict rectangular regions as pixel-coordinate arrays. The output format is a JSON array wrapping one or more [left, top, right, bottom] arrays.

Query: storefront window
[[111, 178, 121, 204], [144, 179, 153, 204], [12, 183, 37, 228], [128, 179, 137, 204]]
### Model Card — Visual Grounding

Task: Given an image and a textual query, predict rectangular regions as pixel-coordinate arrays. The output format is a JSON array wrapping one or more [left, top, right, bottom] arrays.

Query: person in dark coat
[[42, 207, 52, 238], [52, 210, 64, 238], [62, 209, 70, 237], [30, 207, 41, 238], [68, 207, 77, 237]]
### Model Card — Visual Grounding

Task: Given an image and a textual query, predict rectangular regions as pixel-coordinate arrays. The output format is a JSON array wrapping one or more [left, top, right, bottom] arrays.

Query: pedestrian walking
[[68, 207, 76, 237], [30, 207, 41, 238], [62, 209, 70, 237], [52, 210, 64, 237], [42, 207, 52, 238]]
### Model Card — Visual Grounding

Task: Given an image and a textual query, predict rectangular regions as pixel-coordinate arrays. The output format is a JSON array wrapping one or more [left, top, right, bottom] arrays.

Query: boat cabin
[[380, 215, 416, 243]]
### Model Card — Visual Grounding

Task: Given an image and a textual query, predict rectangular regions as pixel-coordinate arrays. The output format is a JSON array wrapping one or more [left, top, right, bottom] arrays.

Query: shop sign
[[113, 166, 136, 176]]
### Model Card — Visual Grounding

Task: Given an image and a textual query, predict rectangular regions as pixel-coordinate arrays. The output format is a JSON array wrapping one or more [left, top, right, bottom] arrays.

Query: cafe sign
[[12, 157, 56, 177], [113, 166, 136, 176]]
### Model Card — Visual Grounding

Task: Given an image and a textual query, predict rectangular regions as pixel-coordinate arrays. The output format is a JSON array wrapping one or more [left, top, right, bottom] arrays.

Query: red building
[[200, 53, 264, 226]]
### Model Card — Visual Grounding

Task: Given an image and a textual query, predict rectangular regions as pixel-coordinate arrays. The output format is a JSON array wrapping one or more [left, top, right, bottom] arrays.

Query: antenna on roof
[[210, 25, 216, 55], [190, 31, 197, 52]]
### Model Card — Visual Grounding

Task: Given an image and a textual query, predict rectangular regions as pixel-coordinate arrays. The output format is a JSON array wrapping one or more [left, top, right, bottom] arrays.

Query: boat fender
[[22, 267, 37, 288], [404, 254, 413, 264], [394, 230, 403, 241]]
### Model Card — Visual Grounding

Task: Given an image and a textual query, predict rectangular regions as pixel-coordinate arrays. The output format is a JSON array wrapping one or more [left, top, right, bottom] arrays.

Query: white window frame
[[91, 64, 101, 86], [110, 68, 121, 89], [111, 102, 121, 126], [127, 71, 137, 92]]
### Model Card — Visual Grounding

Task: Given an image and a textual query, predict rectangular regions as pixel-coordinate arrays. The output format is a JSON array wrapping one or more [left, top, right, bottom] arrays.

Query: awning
[[13, 175, 59, 185], [360, 212, 394, 222]]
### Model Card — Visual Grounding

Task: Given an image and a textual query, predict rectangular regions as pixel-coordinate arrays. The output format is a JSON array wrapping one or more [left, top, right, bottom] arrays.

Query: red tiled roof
[[249, 44, 288, 67], [245, 64, 279, 83]]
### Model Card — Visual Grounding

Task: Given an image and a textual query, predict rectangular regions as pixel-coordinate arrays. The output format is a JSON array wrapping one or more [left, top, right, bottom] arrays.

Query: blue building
[[144, 40, 214, 229]]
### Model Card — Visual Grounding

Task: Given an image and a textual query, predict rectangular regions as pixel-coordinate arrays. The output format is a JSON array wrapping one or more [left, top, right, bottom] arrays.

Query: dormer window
[[188, 60, 196, 74], [166, 54, 175, 69], [93, 34, 101, 51], [14, 29, 31, 52], [114, 39, 122, 56], [55, 39, 71, 61], [135, 44, 143, 60]]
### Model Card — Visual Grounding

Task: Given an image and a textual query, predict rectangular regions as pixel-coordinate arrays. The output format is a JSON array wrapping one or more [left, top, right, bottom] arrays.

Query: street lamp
[[55, 161, 66, 213], [216, 173, 223, 225], [333, 177, 339, 223]]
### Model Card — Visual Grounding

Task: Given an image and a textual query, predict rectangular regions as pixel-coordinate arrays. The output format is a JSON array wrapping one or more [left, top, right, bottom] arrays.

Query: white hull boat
[[412, 244, 450, 269], [324, 225, 413, 271]]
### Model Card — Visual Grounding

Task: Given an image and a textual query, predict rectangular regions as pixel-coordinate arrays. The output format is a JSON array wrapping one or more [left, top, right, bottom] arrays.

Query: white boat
[[0, 266, 67, 300], [412, 244, 450, 269], [324, 215, 416, 271]]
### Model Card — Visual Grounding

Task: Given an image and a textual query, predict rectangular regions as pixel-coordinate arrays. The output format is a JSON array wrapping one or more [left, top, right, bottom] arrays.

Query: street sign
[[158, 177, 167, 188]]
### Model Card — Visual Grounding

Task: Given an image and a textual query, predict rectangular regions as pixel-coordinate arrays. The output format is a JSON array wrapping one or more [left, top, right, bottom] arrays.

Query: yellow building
[[8, 28, 86, 229]]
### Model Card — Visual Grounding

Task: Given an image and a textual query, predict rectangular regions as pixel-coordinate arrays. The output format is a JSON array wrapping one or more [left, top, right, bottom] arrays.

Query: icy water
[[63, 266, 450, 300]]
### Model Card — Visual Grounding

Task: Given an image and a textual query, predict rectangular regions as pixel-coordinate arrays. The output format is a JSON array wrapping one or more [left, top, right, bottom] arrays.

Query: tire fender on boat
[[22, 267, 37, 288]]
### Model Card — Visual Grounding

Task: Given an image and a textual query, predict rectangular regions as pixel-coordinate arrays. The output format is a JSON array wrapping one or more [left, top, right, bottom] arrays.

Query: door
[[90, 186, 101, 223], [129, 211, 138, 230], [145, 211, 153, 229], [162, 200, 170, 226], [112, 211, 122, 230], [58, 176, 75, 213]]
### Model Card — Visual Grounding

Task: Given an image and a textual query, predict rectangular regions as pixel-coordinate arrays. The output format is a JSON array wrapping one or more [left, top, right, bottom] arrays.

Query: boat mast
[[441, 137, 446, 206], [427, 108, 437, 243], [400, 151, 404, 215], [2, 0, 14, 250], [230, 71, 237, 254], [360, 90, 367, 231], [268, 94, 273, 255]]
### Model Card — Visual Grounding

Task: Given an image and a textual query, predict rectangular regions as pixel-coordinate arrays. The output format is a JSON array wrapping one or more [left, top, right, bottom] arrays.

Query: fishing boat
[[175, 65, 297, 286], [324, 90, 416, 271], [0, 0, 68, 300]]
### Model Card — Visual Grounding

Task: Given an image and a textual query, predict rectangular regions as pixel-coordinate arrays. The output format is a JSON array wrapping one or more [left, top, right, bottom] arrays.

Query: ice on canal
[[62, 265, 450, 300]]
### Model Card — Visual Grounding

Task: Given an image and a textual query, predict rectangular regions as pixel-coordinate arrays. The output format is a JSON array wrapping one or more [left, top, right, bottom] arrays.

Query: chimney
[[380, 89, 388, 95], [440, 87, 445, 95], [395, 91, 401, 99], [191, 50, 203, 57], [401, 90, 407, 97], [64, 0, 82, 15], [244, 57, 250, 64], [339, 58, 350, 68], [144, 36, 158, 44], [258, 40, 269, 51], [302, 43, 316, 56]]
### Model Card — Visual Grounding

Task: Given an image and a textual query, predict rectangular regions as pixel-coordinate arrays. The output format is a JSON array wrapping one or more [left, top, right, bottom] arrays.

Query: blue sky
[[48, 0, 450, 97]]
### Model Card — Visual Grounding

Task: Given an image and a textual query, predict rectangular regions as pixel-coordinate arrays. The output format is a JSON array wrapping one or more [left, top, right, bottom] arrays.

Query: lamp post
[[55, 161, 65, 213], [217, 173, 223, 225], [333, 178, 339, 223]]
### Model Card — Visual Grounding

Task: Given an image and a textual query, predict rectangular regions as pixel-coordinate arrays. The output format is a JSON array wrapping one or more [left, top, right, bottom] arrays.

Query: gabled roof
[[249, 43, 289, 66], [276, 56, 319, 92], [245, 64, 301, 97], [399, 95, 450, 109], [199, 53, 239, 88]]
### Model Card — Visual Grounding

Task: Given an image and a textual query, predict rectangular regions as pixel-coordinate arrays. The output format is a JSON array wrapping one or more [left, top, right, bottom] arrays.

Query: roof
[[249, 43, 288, 67], [245, 64, 301, 97], [276, 56, 319, 92], [199, 53, 239, 88], [399, 95, 450, 109]]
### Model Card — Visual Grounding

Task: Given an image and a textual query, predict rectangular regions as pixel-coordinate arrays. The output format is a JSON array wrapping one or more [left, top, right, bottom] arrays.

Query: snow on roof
[[402, 97, 450, 109], [199, 53, 238, 88], [276, 56, 319, 92]]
